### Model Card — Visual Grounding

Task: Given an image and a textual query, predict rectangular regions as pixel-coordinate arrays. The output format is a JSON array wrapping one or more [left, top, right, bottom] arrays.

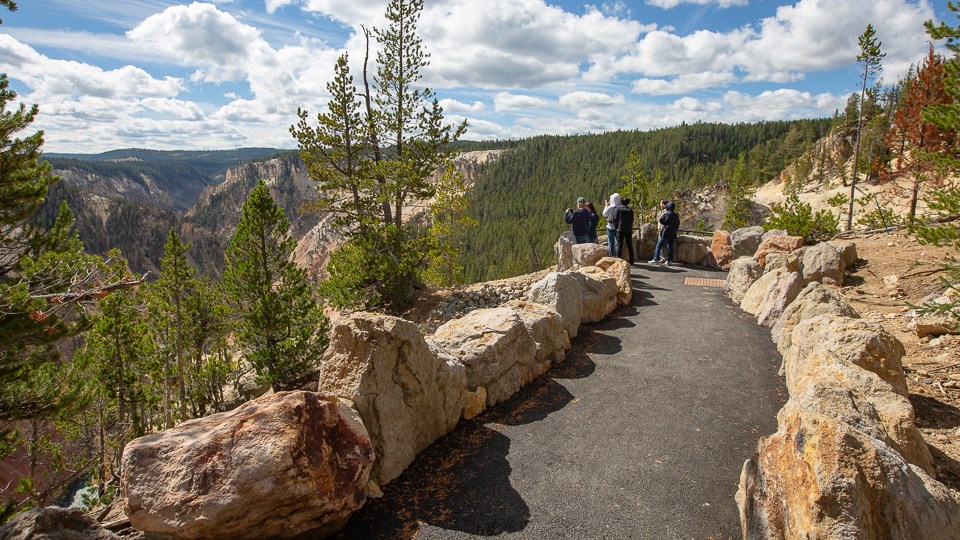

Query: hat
[[577, 197, 586, 203]]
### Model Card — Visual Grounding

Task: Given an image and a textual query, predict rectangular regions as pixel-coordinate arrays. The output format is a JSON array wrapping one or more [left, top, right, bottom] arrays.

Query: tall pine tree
[[223, 181, 329, 389]]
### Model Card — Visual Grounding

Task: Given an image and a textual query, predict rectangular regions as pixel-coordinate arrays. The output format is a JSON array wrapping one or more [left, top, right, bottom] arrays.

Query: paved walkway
[[332, 264, 786, 540]]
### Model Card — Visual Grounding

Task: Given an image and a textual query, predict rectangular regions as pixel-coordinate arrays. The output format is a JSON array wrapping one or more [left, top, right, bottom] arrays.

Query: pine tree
[[619, 148, 660, 224], [423, 164, 477, 286], [223, 181, 329, 389], [847, 24, 886, 230], [724, 154, 753, 229]]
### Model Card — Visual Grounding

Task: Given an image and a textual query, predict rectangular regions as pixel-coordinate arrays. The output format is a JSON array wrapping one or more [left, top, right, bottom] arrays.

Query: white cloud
[[645, 0, 748, 8], [631, 71, 736, 94], [558, 91, 625, 109], [494, 93, 549, 113], [439, 99, 486, 113]]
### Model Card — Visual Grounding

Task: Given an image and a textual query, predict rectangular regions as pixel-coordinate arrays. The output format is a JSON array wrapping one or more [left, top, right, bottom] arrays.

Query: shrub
[[764, 193, 840, 242]]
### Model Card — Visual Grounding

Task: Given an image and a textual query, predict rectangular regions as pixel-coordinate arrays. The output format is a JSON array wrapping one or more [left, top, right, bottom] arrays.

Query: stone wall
[[724, 234, 960, 539], [117, 257, 633, 539]]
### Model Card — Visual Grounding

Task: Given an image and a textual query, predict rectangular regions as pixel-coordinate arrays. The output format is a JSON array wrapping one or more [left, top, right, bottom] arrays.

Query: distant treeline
[[460, 119, 833, 282]]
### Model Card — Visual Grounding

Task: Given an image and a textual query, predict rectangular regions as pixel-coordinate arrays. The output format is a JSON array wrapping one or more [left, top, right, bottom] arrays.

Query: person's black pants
[[617, 231, 634, 263]]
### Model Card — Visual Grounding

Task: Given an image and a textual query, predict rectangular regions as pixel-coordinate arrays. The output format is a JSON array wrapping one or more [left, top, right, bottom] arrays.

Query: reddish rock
[[706, 230, 735, 270], [755, 235, 805, 266], [121, 391, 374, 540]]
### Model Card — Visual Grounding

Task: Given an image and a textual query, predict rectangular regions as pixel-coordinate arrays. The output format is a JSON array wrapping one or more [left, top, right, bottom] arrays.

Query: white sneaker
[[648, 259, 659, 264], [665, 261, 672, 266]]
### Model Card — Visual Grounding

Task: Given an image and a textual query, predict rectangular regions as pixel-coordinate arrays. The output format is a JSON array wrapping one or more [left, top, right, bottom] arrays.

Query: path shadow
[[572, 326, 622, 355], [910, 393, 960, 492], [329, 422, 530, 539], [480, 376, 577, 426], [550, 349, 597, 380]]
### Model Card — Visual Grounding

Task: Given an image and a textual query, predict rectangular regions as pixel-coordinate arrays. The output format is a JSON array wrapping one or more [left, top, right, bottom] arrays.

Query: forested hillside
[[461, 120, 832, 282]]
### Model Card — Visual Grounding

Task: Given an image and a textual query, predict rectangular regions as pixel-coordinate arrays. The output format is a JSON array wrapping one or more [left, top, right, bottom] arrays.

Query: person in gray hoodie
[[602, 193, 621, 256]]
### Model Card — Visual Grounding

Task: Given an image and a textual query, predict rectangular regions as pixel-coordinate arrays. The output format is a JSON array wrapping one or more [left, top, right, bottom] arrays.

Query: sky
[[0, 0, 954, 153]]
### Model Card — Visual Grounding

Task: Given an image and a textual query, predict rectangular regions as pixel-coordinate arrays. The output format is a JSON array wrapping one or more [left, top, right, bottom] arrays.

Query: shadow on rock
[[910, 393, 960, 492], [329, 422, 529, 539]]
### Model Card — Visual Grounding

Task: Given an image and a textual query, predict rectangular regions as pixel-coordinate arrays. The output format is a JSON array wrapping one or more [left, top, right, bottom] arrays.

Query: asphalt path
[[330, 263, 786, 540]]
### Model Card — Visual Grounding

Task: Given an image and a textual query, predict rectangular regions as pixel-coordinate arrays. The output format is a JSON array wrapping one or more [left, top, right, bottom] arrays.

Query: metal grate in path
[[684, 277, 726, 288]]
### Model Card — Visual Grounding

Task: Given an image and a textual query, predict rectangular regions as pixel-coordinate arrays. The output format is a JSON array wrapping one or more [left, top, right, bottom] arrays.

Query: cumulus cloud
[[439, 99, 487, 113], [646, 0, 748, 8], [631, 71, 736, 95], [494, 93, 549, 113], [558, 91, 625, 109]]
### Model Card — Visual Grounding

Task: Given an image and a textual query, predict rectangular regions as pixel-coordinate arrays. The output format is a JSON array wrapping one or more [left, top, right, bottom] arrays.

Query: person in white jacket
[[603, 193, 621, 256]]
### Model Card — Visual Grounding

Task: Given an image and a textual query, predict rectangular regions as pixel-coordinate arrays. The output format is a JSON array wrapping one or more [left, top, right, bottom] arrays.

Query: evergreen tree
[[619, 148, 660, 224], [423, 164, 477, 286], [223, 181, 329, 389], [848, 24, 886, 230], [724, 154, 753, 229], [183, 276, 230, 415]]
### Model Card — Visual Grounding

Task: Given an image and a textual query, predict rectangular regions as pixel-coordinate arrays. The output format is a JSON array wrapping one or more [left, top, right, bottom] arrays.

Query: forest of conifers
[[459, 119, 833, 282]]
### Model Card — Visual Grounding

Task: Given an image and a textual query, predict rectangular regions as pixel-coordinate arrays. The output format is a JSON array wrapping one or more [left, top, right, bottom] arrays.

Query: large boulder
[[773, 281, 860, 351], [505, 300, 570, 363], [637, 223, 658, 260], [737, 403, 960, 540], [725, 256, 763, 304], [555, 233, 574, 271], [705, 230, 734, 271], [578, 267, 620, 322], [788, 352, 933, 472], [802, 241, 845, 285], [674, 235, 710, 265], [784, 314, 908, 397], [731, 226, 764, 259], [828, 239, 858, 269], [761, 252, 800, 274], [430, 307, 538, 407], [317, 313, 466, 488], [0, 507, 119, 540], [122, 391, 374, 540], [528, 271, 583, 338], [572, 242, 608, 268], [761, 228, 788, 241], [594, 256, 633, 306], [754, 235, 805, 266], [755, 271, 803, 328]]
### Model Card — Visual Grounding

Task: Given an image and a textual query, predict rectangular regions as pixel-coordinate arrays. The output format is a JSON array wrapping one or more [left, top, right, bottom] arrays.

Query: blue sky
[[0, 0, 952, 152]]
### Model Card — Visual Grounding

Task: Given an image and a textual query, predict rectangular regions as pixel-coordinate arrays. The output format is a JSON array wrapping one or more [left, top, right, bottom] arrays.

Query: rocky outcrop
[[316, 314, 466, 488], [430, 307, 538, 407], [726, 257, 763, 304], [121, 391, 374, 540], [706, 230, 735, 270], [801, 241, 845, 286], [754, 235, 804, 266], [0, 506, 119, 540], [556, 232, 575, 271], [772, 282, 859, 351], [674, 235, 710, 265]]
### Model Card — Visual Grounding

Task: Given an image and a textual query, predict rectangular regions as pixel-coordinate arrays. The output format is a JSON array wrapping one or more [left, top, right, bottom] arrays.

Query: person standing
[[615, 197, 635, 264], [564, 197, 592, 244], [650, 200, 680, 266], [603, 193, 621, 256], [585, 202, 599, 243]]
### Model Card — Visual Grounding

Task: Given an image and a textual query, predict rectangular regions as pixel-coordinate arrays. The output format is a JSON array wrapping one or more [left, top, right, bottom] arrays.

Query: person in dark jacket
[[564, 197, 592, 244], [614, 198, 635, 264], [650, 200, 680, 265], [585, 202, 599, 243]]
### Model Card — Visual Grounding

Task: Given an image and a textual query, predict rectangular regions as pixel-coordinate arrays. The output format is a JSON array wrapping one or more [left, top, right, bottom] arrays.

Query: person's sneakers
[[648, 259, 659, 264], [665, 261, 672, 266], [657, 257, 667, 263]]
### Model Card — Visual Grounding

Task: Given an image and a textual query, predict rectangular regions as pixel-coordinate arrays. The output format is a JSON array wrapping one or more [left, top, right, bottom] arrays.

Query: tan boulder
[[754, 235, 804, 266], [0, 507, 119, 540], [706, 230, 735, 270], [828, 239, 858, 269], [802, 241, 845, 285], [773, 281, 859, 351], [761, 252, 800, 274], [578, 267, 620, 322], [430, 307, 538, 407], [738, 404, 960, 540], [121, 391, 374, 540], [594, 256, 633, 306], [784, 313, 908, 396], [637, 223, 658, 260], [725, 256, 763, 304], [528, 271, 583, 339], [788, 352, 933, 472], [317, 313, 466, 487], [674, 235, 710, 265], [572, 242, 608, 267], [505, 299, 570, 363], [740, 269, 802, 327]]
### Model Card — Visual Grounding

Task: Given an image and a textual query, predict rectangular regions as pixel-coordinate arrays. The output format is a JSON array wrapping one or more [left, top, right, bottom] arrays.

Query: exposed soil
[[840, 229, 960, 490]]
